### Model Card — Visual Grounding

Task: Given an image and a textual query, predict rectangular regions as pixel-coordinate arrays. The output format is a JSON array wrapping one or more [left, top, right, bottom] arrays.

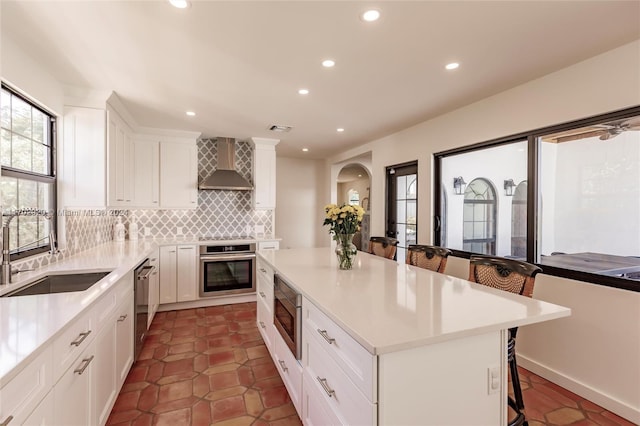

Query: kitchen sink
[[3, 271, 111, 297]]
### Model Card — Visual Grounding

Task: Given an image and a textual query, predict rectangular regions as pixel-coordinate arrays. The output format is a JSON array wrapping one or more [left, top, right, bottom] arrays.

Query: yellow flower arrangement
[[323, 203, 365, 240]]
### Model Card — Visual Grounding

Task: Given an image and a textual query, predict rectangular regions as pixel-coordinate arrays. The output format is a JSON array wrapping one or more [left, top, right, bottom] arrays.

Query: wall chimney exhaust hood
[[199, 137, 253, 190]]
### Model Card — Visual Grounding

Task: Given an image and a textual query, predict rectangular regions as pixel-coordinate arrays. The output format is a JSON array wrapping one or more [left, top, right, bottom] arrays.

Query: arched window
[[348, 189, 360, 206], [463, 178, 497, 255], [511, 181, 527, 258]]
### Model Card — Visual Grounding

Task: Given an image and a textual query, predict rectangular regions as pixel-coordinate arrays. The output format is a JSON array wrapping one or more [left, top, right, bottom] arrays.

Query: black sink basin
[[4, 272, 111, 297]]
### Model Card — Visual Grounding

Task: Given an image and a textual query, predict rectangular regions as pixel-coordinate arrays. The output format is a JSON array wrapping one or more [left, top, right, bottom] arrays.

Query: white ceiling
[[2, 1, 639, 159]]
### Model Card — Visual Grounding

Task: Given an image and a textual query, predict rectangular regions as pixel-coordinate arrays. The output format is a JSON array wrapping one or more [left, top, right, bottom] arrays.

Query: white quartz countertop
[[0, 241, 157, 385], [259, 247, 571, 355]]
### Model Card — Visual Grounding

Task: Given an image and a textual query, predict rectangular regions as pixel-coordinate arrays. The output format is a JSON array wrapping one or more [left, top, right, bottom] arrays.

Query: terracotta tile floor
[[107, 302, 635, 426], [106, 303, 302, 426]]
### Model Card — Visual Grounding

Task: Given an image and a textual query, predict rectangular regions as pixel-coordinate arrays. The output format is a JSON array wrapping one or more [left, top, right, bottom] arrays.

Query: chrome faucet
[[1, 208, 59, 285]]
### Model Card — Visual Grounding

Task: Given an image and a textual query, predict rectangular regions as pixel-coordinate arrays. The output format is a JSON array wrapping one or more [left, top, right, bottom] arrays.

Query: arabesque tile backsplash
[[10, 138, 273, 271]]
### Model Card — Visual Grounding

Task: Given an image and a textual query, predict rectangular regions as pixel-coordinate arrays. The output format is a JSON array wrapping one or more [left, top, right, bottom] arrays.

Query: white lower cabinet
[[273, 334, 302, 414], [0, 271, 136, 426], [159, 245, 197, 304], [0, 347, 53, 426], [94, 319, 117, 426], [148, 252, 160, 327], [23, 389, 54, 426], [54, 339, 96, 426], [115, 295, 134, 387], [177, 245, 197, 302]]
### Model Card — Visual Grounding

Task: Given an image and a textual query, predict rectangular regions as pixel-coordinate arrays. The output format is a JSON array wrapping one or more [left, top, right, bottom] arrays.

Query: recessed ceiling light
[[185, 111, 196, 116], [169, 0, 190, 9], [361, 9, 380, 22], [445, 62, 460, 70], [358, 174, 362, 178], [322, 59, 335, 68], [298, 89, 309, 95], [302, 148, 309, 152], [337, 128, 345, 132]]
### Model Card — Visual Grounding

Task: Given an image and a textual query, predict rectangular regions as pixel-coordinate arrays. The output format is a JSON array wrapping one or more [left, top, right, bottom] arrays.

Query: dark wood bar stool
[[468, 255, 542, 426], [369, 237, 398, 259], [406, 245, 452, 273]]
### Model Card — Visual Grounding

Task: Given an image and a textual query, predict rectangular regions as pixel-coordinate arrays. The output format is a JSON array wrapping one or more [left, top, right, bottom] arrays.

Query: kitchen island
[[257, 247, 571, 425]]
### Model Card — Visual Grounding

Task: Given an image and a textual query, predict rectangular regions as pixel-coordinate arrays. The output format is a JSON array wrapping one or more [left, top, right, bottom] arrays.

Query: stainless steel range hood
[[199, 137, 253, 190]]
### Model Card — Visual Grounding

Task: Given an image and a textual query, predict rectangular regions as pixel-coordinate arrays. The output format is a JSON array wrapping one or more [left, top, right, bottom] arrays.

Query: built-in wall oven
[[199, 242, 256, 297], [273, 274, 302, 360]]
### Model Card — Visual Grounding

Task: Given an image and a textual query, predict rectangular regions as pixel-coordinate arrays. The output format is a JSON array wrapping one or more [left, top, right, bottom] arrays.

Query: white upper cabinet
[[107, 104, 134, 207], [132, 139, 160, 208], [160, 141, 198, 209], [251, 137, 279, 210], [61, 106, 107, 208]]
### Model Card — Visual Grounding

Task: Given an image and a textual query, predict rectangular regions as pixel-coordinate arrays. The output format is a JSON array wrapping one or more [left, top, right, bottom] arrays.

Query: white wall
[[0, 34, 64, 115], [328, 40, 640, 422], [276, 156, 328, 249]]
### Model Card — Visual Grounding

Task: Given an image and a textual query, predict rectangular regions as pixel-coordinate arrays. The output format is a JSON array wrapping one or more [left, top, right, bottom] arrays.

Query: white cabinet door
[[53, 340, 95, 426], [176, 245, 198, 302], [115, 296, 135, 387], [132, 139, 160, 207], [159, 246, 177, 304], [159, 142, 198, 209], [22, 389, 54, 426], [94, 316, 116, 426], [148, 253, 160, 328], [107, 107, 134, 207], [253, 145, 276, 210], [61, 106, 107, 208]]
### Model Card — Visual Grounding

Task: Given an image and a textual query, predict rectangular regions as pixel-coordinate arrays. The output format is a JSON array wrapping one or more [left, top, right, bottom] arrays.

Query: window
[[438, 140, 527, 258], [348, 189, 360, 206], [435, 106, 640, 291], [0, 84, 56, 259], [463, 178, 497, 254]]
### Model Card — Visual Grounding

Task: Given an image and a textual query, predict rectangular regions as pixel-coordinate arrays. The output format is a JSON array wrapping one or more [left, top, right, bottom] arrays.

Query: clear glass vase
[[335, 233, 357, 270]]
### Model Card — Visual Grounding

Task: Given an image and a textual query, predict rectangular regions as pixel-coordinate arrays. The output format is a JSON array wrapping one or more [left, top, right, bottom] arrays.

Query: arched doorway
[[337, 164, 371, 251]]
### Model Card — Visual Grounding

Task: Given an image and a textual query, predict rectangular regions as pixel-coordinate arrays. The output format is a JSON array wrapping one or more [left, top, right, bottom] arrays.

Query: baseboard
[[157, 293, 257, 312], [518, 354, 640, 424]]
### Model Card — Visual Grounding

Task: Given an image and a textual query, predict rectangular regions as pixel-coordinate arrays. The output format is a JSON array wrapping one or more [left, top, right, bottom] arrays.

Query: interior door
[[386, 162, 418, 263]]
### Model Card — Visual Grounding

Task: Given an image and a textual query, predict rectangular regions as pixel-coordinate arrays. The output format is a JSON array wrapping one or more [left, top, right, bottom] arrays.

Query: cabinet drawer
[[256, 296, 275, 352], [274, 334, 302, 417], [304, 336, 376, 426], [256, 258, 274, 283], [303, 298, 376, 401], [0, 347, 53, 426], [258, 241, 279, 251], [256, 275, 274, 315], [302, 370, 342, 426], [52, 310, 94, 381]]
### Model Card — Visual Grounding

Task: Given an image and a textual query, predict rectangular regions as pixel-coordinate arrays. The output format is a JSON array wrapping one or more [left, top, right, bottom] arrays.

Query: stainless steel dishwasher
[[134, 259, 154, 360]]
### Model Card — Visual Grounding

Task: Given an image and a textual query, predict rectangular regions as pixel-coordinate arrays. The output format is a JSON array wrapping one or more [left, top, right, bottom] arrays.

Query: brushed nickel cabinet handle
[[317, 329, 335, 344], [1, 415, 14, 426], [74, 355, 95, 375], [259, 321, 266, 329], [316, 376, 335, 397], [117, 315, 127, 322], [70, 330, 91, 347], [259, 268, 267, 273], [278, 359, 288, 373], [259, 291, 266, 298]]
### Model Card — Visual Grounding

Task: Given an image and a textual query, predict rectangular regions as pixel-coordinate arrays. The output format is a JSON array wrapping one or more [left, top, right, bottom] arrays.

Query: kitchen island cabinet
[[257, 247, 571, 425]]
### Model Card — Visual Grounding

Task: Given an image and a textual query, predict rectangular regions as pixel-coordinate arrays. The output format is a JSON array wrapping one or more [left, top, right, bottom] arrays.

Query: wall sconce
[[453, 176, 466, 195], [504, 179, 516, 196]]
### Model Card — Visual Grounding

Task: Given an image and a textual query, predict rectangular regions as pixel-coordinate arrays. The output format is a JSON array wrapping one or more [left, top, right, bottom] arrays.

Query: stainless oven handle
[[200, 253, 256, 262]]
